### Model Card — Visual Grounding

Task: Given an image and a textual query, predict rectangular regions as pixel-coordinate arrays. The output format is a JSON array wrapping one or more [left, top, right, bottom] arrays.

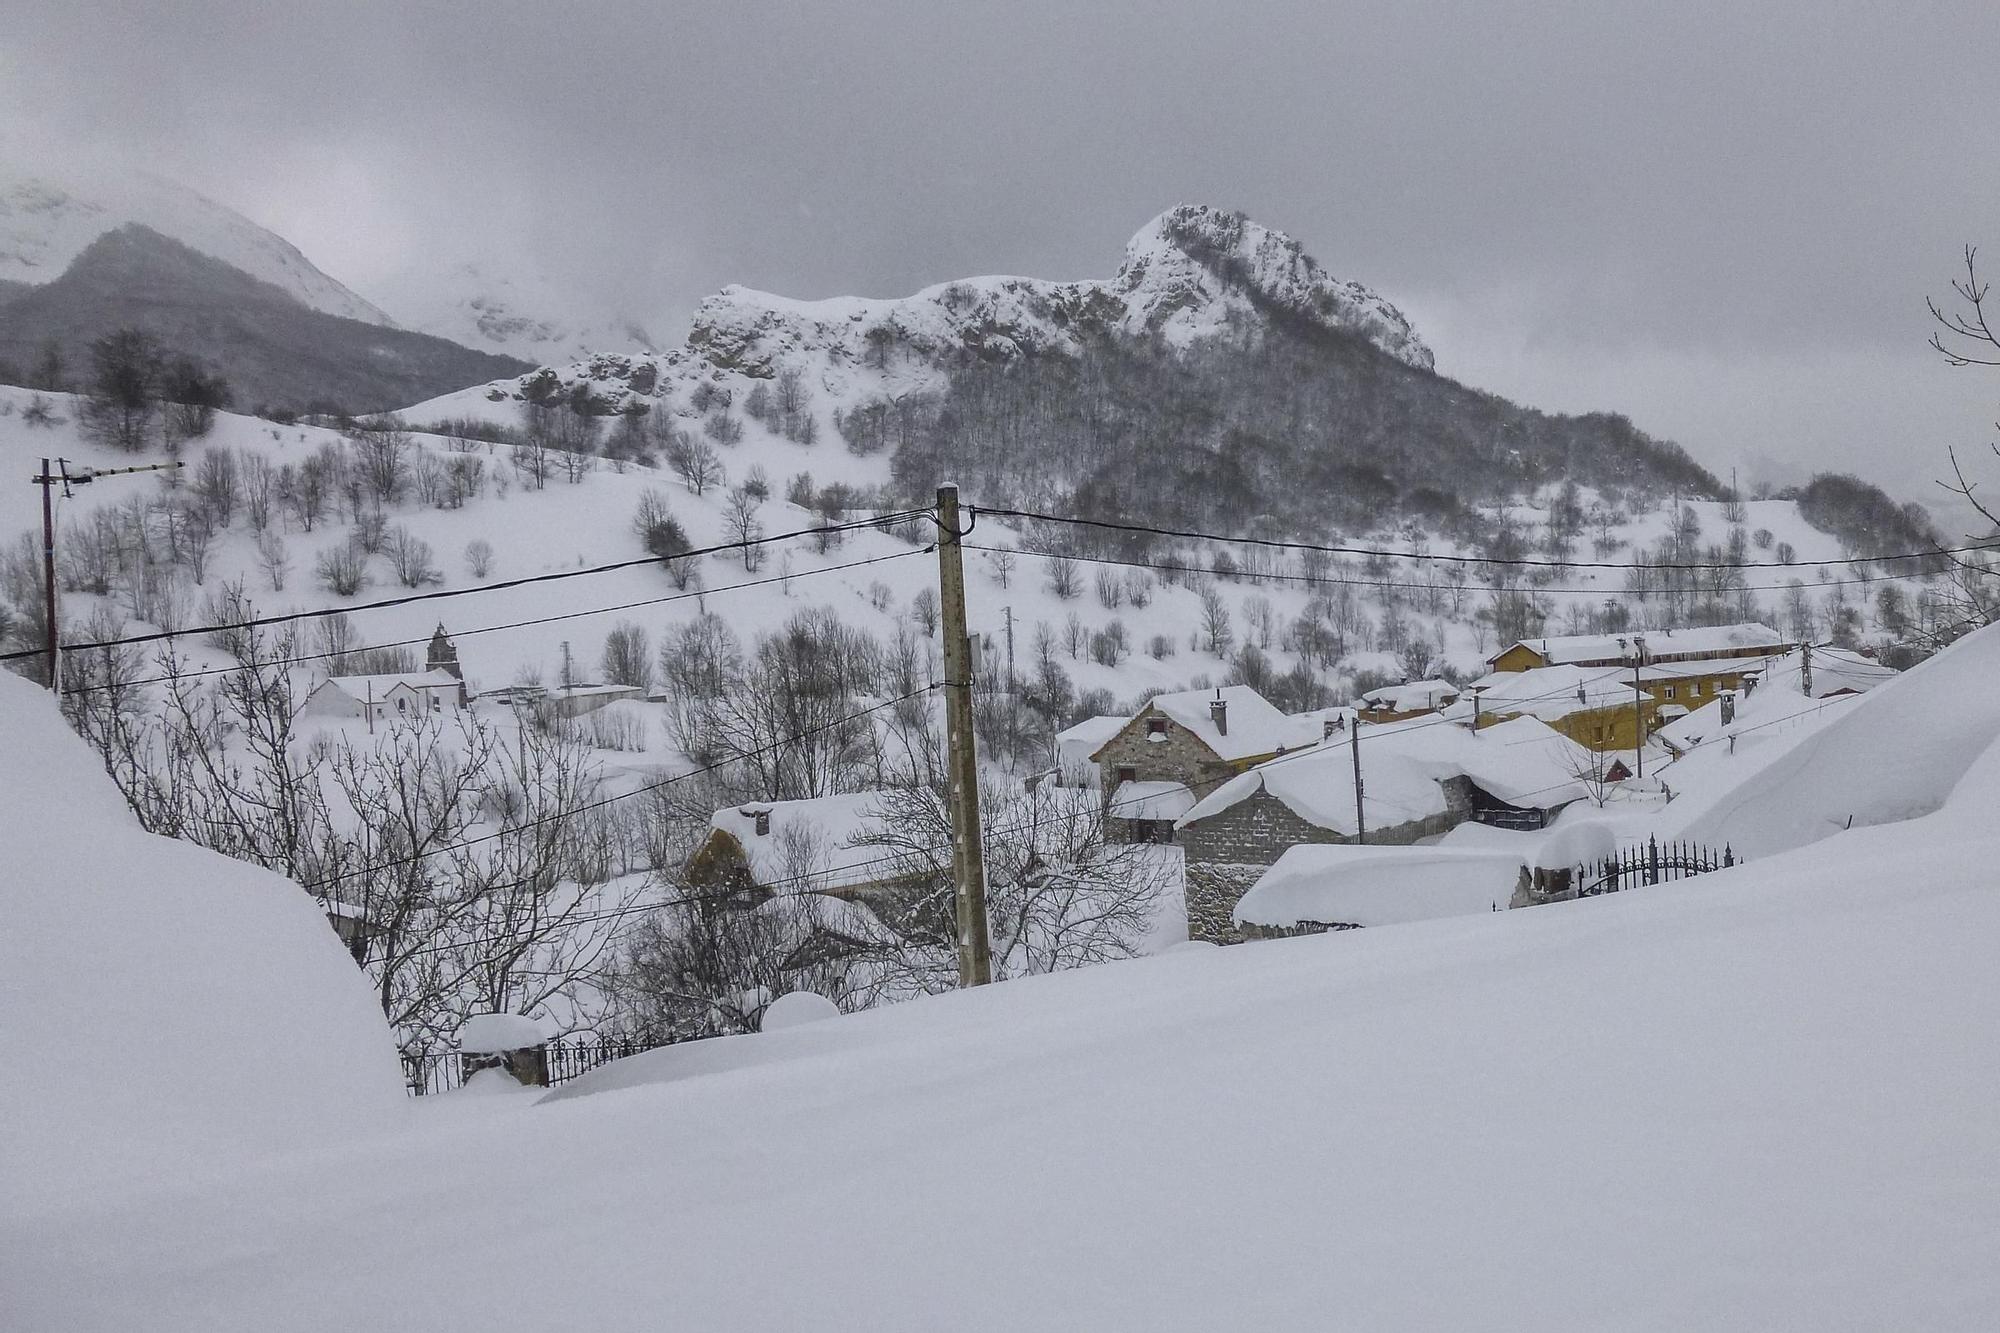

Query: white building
[[296, 670, 467, 725]]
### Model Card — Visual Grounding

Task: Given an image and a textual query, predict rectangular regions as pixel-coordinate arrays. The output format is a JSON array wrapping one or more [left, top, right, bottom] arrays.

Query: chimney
[[1323, 715, 1345, 739], [1719, 691, 1736, 726], [1209, 690, 1228, 737], [742, 806, 772, 837]]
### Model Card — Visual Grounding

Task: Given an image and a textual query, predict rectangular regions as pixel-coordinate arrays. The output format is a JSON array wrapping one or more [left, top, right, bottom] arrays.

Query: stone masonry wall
[[1179, 786, 1459, 942], [1095, 710, 1236, 800]]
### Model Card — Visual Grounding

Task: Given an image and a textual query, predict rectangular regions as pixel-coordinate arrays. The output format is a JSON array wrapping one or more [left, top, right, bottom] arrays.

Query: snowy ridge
[[405, 204, 1433, 424], [383, 261, 660, 362], [0, 164, 394, 326]]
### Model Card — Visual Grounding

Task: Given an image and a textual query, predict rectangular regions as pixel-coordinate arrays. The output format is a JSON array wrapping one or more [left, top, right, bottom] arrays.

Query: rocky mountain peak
[[1112, 204, 1432, 370]]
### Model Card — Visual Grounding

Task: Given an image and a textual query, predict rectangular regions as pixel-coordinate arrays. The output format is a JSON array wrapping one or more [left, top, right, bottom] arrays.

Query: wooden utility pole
[[37, 458, 57, 689], [1630, 635, 1648, 780], [1003, 603, 1017, 759], [1350, 719, 1367, 845], [1800, 641, 1813, 698], [936, 484, 993, 987], [31, 457, 183, 692]]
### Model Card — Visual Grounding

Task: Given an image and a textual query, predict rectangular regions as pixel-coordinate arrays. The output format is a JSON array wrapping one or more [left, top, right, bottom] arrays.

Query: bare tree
[[669, 435, 725, 496], [725, 487, 765, 572], [316, 542, 370, 597], [1199, 584, 1234, 656], [255, 530, 291, 591], [385, 525, 442, 588], [602, 621, 654, 690], [463, 538, 495, 579]]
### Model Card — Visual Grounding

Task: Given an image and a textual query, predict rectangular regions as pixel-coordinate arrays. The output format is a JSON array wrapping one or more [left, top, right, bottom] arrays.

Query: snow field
[[7, 797, 2000, 1330]]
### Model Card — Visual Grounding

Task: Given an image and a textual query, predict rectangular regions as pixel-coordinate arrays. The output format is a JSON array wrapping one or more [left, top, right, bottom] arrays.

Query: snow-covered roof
[[319, 670, 461, 702], [706, 791, 919, 894], [1657, 647, 1900, 755], [1359, 679, 1460, 712], [1179, 715, 1590, 836], [458, 1013, 547, 1054], [1491, 623, 1787, 666], [1109, 781, 1197, 823], [1639, 651, 1789, 682], [1057, 715, 1126, 755], [1056, 712, 1136, 740], [1445, 665, 1636, 723], [1234, 845, 1525, 929], [1110, 685, 1320, 764]]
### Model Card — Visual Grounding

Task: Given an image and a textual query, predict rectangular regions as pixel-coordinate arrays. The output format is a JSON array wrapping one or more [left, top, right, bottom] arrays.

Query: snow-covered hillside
[[406, 204, 1434, 429], [0, 384, 1933, 727], [381, 260, 659, 362], [0, 163, 393, 326]]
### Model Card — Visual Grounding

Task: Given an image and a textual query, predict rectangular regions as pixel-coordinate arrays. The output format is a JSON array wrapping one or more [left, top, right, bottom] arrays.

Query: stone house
[[1174, 716, 1593, 941], [684, 791, 927, 905], [1091, 685, 1320, 843]]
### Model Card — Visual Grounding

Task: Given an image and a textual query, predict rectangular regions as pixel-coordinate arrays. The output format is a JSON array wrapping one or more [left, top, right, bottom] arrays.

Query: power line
[[970, 542, 1946, 598], [971, 504, 1981, 573], [0, 507, 934, 665], [60, 547, 931, 695]]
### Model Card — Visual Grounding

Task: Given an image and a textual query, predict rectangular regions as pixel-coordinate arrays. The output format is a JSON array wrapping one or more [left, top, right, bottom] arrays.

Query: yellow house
[[1489, 624, 1790, 675], [1462, 664, 1671, 753]]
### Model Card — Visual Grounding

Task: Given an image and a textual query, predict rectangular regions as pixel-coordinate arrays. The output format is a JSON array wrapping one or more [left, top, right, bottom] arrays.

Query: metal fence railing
[[1579, 836, 1735, 897], [401, 1038, 655, 1097]]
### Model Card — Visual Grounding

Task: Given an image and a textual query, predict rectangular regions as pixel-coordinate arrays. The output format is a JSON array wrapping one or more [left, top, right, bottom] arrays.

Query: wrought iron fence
[[1578, 836, 1734, 897], [401, 1038, 655, 1097]]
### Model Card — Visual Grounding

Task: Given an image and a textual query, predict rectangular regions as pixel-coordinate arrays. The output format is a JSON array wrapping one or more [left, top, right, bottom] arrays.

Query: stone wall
[[1179, 786, 1460, 942], [1095, 711, 1234, 799], [1184, 862, 1265, 944]]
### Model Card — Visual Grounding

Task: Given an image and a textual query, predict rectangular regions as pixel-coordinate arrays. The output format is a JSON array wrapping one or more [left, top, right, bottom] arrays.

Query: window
[[396, 696, 408, 713], [1116, 766, 1137, 785], [1146, 717, 1169, 736], [1662, 685, 1676, 699]]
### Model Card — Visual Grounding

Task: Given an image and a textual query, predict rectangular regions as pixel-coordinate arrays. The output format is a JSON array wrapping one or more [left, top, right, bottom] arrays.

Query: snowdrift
[[11, 781, 2000, 1329], [1680, 620, 2000, 858], [0, 674, 406, 1211]]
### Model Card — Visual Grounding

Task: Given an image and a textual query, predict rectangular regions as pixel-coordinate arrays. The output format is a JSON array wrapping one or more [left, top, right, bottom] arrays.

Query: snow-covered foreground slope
[[8, 779, 2000, 1329], [0, 674, 407, 1213], [0, 163, 392, 325]]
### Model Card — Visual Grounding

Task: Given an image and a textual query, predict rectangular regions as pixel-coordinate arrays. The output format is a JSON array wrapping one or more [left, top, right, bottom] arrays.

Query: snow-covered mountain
[[409, 204, 1433, 421], [383, 261, 659, 363], [0, 165, 394, 327]]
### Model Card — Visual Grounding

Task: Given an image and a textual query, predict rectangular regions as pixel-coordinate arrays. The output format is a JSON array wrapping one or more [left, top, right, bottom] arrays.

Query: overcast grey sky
[[3, 1, 1997, 512]]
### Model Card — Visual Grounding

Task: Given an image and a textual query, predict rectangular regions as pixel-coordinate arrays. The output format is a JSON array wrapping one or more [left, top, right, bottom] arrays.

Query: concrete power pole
[[1800, 641, 1813, 698], [1630, 635, 1648, 781], [31, 457, 183, 692], [936, 484, 993, 987], [1003, 603, 1017, 759], [36, 458, 56, 690], [1350, 719, 1367, 846]]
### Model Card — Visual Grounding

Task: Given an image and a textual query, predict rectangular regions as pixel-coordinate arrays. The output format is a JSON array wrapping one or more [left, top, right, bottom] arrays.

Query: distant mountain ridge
[[382, 260, 661, 363], [412, 204, 1720, 533], [0, 168, 393, 325], [0, 226, 530, 412], [429, 204, 1437, 422]]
